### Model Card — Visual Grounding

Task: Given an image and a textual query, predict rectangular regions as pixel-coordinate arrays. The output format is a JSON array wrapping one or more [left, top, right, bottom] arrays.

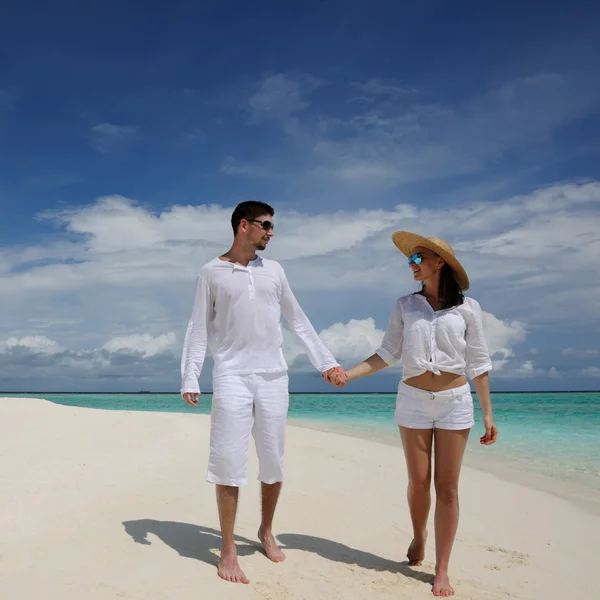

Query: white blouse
[[180, 256, 339, 395], [375, 293, 493, 381]]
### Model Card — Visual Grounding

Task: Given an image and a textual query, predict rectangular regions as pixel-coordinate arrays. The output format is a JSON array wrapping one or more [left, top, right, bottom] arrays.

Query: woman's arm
[[463, 298, 497, 445], [472, 372, 498, 445], [346, 353, 390, 382], [345, 298, 403, 382], [323, 299, 402, 388]]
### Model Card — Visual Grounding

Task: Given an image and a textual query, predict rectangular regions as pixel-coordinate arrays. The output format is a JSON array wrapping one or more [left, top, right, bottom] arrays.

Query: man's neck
[[220, 243, 258, 267]]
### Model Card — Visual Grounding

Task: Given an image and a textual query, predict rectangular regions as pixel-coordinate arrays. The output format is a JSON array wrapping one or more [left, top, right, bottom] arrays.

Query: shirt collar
[[231, 255, 263, 272]]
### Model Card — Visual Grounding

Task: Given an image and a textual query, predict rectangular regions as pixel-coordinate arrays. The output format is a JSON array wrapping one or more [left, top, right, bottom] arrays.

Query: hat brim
[[391, 231, 470, 291]]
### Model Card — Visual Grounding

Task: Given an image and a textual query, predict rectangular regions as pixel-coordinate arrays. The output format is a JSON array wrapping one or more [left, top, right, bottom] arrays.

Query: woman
[[328, 231, 498, 598]]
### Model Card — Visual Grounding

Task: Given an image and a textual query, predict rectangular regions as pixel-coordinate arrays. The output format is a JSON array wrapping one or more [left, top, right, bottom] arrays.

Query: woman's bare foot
[[407, 531, 427, 566], [432, 570, 454, 597], [258, 528, 286, 562], [217, 549, 250, 584]]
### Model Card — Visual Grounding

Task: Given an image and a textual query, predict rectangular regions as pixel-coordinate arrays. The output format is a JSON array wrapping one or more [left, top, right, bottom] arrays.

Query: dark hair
[[420, 263, 464, 309], [231, 200, 275, 235]]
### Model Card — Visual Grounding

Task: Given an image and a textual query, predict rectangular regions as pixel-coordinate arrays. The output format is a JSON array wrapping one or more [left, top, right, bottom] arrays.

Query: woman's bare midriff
[[403, 370, 467, 392]]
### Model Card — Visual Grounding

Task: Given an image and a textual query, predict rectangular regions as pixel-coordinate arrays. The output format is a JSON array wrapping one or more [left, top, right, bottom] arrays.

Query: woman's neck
[[422, 282, 440, 301]]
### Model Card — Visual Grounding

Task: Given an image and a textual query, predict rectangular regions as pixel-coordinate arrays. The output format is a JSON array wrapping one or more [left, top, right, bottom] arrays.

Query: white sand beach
[[1, 397, 598, 600]]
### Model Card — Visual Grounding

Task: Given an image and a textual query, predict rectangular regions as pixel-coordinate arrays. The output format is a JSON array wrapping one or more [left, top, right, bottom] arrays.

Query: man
[[181, 200, 345, 584]]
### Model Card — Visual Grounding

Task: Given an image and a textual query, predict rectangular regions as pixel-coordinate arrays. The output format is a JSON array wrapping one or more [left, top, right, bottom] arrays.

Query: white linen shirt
[[375, 293, 493, 381], [180, 256, 339, 395]]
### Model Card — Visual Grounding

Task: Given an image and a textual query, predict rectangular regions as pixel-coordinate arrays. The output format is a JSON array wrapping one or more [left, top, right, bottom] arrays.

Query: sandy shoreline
[[1, 397, 599, 599], [289, 418, 600, 518]]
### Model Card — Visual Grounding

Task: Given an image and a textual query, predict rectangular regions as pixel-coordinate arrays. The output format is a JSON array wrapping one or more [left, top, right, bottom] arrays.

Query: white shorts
[[207, 371, 289, 487], [394, 381, 474, 430]]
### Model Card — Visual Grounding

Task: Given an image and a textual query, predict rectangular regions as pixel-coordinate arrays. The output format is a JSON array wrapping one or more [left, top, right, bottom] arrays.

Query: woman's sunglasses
[[247, 219, 274, 231], [407, 253, 424, 265]]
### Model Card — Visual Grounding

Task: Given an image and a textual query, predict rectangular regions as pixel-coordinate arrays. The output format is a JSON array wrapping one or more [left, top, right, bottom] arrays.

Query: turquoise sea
[[9, 391, 600, 506]]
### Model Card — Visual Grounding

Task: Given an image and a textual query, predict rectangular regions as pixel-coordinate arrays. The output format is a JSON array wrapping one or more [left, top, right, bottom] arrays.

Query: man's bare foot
[[407, 531, 427, 566], [258, 528, 286, 562], [432, 571, 454, 597], [217, 550, 250, 584]]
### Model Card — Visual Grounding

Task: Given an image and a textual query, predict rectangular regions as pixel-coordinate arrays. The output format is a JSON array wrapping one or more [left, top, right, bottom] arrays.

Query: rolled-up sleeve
[[180, 273, 212, 396], [279, 266, 339, 373], [464, 298, 493, 380], [375, 299, 404, 366]]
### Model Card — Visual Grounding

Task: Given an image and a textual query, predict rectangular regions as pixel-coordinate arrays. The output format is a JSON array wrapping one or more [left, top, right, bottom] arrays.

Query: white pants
[[394, 381, 474, 430], [207, 371, 290, 487]]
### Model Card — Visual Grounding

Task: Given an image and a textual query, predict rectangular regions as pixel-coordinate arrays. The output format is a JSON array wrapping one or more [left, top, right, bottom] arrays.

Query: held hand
[[480, 415, 498, 445], [321, 369, 334, 385], [183, 392, 199, 407], [322, 366, 348, 388]]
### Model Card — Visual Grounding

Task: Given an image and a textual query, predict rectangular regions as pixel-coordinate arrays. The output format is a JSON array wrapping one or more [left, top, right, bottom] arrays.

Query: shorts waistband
[[398, 381, 471, 401]]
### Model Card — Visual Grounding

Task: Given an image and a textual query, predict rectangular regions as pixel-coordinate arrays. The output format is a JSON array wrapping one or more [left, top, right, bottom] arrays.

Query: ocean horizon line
[[2, 389, 599, 395]]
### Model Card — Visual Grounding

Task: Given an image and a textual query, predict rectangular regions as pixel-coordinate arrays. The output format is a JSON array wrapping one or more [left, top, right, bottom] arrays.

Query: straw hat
[[391, 231, 470, 291]]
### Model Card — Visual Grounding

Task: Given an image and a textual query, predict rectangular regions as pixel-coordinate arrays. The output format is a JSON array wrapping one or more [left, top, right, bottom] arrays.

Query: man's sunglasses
[[247, 219, 274, 231], [407, 253, 424, 265]]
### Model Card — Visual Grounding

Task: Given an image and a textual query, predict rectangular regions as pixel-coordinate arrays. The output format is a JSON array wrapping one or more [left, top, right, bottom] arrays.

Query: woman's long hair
[[420, 263, 464, 309]]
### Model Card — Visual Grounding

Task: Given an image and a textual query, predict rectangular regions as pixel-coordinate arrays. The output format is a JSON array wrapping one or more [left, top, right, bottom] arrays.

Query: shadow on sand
[[122, 519, 433, 586], [122, 520, 260, 567]]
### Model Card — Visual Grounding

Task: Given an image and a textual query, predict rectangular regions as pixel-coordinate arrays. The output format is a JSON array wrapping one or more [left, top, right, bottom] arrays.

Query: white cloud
[[0, 333, 180, 389], [581, 367, 600, 378], [247, 73, 322, 124], [0, 336, 63, 355], [482, 312, 527, 370], [89, 123, 137, 154], [40, 195, 217, 253], [226, 72, 599, 187], [284, 318, 387, 369], [0, 333, 178, 361], [350, 78, 417, 101], [110, 180, 588, 327], [548, 367, 562, 379], [1, 181, 598, 327], [493, 359, 545, 380], [494, 362, 566, 381], [102, 332, 177, 357], [516, 360, 535, 378], [563, 348, 600, 357], [1, 179, 599, 389]]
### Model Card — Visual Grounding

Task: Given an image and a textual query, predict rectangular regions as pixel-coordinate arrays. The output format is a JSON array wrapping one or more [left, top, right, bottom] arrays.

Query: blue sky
[[1, 0, 600, 392]]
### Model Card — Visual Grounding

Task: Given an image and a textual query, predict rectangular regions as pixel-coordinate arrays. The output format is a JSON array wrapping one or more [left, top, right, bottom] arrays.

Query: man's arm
[[180, 273, 212, 406], [279, 265, 340, 375]]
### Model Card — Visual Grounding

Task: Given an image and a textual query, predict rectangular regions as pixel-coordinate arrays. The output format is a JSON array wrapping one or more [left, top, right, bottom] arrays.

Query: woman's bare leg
[[432, 428, 470, 597], [399, 426, 434, 566]]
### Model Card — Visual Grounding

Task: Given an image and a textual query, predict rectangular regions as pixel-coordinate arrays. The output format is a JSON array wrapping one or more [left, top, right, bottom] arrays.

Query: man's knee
[[256, 439, 285, 484], [216, 483, 240, 499], [257, 454, 285, 484], [208, 442, 250, 486]]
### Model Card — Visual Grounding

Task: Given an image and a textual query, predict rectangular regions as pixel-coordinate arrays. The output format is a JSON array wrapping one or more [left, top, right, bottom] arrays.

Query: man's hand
[[183, 392, 199, 407], [322, 366, 348, 388]]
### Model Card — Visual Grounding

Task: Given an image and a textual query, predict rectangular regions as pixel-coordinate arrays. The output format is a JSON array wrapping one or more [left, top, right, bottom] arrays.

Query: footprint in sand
[[483, 545, 529, 570], [254, 580, 291, 599]]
